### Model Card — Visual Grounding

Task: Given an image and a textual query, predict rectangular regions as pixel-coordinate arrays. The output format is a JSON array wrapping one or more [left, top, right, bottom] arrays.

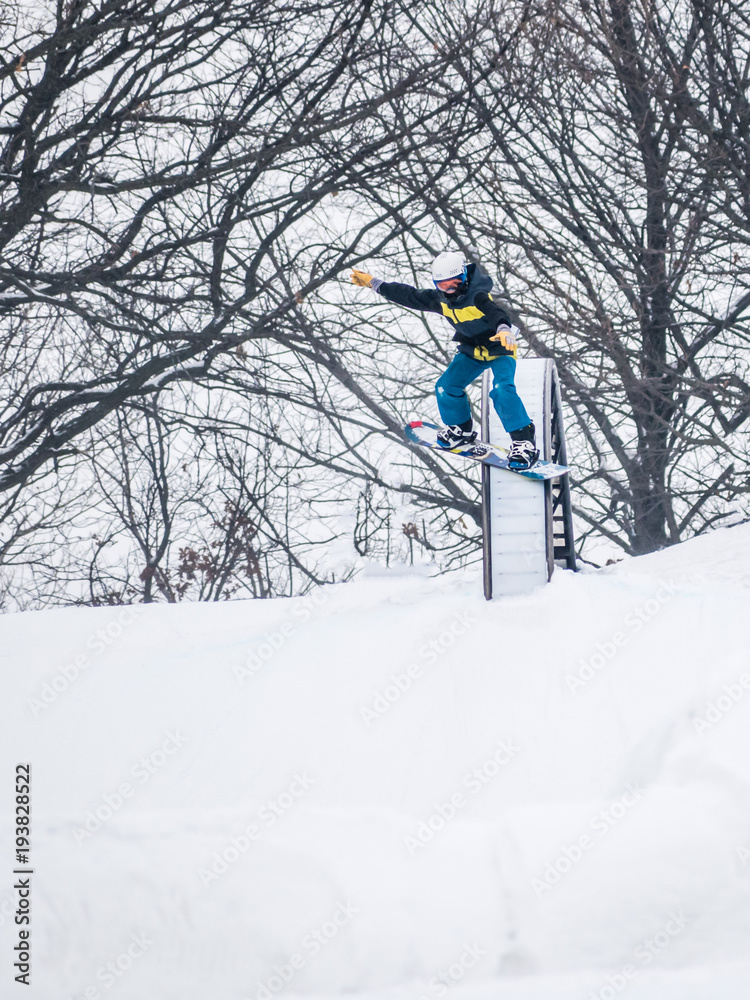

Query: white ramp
[[481, 357, 575, 598]]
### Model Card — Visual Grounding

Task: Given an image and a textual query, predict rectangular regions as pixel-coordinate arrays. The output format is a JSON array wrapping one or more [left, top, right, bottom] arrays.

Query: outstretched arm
[[351, 269, 442, 314]]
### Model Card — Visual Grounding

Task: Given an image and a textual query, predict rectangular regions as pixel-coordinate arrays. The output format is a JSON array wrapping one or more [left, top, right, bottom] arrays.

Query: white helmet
[[431, 251, 467, 288]]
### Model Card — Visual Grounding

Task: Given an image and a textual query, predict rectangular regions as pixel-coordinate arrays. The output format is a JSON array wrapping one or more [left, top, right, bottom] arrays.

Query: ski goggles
[[433, 267, 467, 292]]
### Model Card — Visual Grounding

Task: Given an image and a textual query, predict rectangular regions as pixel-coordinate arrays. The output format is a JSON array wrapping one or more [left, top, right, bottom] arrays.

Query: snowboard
[[405, 421, 570, 482]]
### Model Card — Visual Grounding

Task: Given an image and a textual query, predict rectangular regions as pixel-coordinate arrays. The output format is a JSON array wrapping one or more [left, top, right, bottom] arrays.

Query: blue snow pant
[[435, 353, 531, 433]]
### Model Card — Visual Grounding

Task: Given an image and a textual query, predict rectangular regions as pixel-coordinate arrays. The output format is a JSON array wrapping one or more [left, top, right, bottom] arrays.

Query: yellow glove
[[490, 325, 518, 351], [351, 268, 375, 287]]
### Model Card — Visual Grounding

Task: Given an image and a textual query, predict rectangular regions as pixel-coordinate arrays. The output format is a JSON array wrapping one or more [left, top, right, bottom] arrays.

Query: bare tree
[[82, 394, 349, 604], [7, 0, 750, 604], [0, 0, 508, 602], [353, 0, 750, 556], [0, 0, 462, 489]]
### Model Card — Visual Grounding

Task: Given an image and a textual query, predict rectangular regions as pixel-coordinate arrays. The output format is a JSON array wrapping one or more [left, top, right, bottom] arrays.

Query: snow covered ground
[[3, 524, 750, 1000]]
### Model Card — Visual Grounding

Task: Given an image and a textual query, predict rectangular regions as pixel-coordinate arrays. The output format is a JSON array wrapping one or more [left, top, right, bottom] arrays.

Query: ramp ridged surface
[[483, 357, 549, 596]]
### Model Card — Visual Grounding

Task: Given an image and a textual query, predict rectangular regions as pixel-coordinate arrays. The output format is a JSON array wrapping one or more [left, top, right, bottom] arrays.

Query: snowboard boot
[[508, 422, 539, 470], [437, 421, 477, 449]]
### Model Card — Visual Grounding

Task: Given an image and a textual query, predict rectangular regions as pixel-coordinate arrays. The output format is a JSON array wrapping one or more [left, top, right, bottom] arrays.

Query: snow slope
[[3, 524, 750, 1000]]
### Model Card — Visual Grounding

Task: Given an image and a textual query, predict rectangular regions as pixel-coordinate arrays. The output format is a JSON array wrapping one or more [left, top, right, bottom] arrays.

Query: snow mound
[[2, 526, 750, 1000]]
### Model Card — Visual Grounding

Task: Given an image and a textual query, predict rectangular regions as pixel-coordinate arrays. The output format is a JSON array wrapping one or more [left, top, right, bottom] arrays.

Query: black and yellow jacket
[[374, 262, 515, 361]]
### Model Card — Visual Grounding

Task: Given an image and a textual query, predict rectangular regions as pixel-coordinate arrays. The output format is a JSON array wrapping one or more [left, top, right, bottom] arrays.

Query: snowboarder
[[351, 252, 539, 469]]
